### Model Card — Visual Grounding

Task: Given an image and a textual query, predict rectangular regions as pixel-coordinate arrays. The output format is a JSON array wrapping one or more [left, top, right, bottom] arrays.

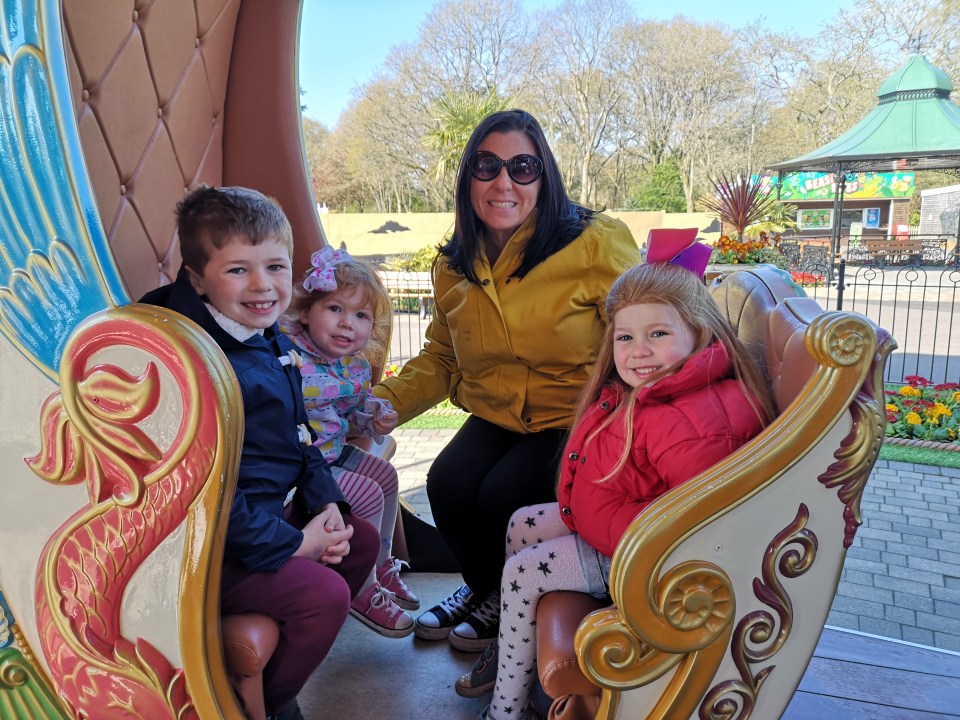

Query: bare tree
[[529, 0, 635, 206], [621, 17, 753, 210]]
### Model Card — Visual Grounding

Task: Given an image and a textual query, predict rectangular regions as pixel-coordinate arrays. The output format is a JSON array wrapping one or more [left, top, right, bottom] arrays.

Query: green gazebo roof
[[768, 54, 960, 173]]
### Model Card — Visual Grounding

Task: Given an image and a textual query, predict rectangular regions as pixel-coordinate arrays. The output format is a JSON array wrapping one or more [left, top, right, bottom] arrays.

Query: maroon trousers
[[220, 512, 379, 715]]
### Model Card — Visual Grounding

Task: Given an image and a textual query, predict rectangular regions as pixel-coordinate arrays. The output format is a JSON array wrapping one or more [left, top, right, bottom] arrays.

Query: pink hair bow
[[304, 246, 352, 292]]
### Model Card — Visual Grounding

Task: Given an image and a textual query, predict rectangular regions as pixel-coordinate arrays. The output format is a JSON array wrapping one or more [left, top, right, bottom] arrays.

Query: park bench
[[379, 270, 435, 318], [534, 265, 894, 719], [859, 236, 925, 265]]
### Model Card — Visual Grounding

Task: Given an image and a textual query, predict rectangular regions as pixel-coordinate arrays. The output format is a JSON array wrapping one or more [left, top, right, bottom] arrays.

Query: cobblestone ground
[[393, 429, 960, 653]]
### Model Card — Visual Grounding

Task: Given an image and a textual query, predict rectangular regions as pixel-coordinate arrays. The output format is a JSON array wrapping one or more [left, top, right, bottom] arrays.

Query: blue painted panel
[[0, 0, 129, 381]]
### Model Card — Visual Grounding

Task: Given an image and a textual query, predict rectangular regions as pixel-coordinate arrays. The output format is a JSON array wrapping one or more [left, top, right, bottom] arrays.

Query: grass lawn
[[400, 408, 960, 470]]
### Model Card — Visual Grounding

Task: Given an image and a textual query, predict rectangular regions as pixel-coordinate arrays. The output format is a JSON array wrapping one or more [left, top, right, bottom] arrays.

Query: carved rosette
[[699, 505, 817, 720]]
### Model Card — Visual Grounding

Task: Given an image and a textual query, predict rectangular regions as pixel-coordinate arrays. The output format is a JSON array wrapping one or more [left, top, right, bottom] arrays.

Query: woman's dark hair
[[440, 109, 595, 284]]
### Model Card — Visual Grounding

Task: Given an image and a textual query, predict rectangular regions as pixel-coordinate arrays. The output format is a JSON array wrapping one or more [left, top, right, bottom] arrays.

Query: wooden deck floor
[[785, 626, 960, 719], [307, 573, 960, 719]]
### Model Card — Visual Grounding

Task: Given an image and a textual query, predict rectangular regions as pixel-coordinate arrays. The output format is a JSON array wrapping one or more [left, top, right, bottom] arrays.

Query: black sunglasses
[[469, 151, 543, 185]]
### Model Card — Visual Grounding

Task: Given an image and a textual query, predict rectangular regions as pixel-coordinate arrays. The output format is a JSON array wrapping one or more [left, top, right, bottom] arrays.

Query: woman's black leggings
[[426, 415, 568, 597]]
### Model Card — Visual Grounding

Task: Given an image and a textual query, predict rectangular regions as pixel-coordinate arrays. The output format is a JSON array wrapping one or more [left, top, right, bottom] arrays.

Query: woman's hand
[[372, 407, 399, 436]]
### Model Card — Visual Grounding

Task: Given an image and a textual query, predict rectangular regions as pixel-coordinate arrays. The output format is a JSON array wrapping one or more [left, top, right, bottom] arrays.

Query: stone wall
[[318, 210, 720, 264]]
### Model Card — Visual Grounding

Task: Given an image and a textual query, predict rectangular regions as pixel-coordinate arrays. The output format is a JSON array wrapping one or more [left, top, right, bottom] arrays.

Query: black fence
[[381, 252, 960, 387], [792, 257, 960, 385]]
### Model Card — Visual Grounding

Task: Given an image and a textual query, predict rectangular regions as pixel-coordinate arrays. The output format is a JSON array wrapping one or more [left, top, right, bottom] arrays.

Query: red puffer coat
[[556, 341, 765, 558]]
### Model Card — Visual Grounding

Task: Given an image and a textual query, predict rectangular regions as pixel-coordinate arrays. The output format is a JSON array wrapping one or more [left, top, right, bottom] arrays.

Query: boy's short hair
[[177, 185, 294, 271]]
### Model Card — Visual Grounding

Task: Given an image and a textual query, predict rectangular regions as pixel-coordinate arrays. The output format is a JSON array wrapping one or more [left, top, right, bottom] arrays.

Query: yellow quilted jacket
[[373, 212, 639, 433]]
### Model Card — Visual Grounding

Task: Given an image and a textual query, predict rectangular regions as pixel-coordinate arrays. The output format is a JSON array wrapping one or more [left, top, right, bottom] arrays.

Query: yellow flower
[[953, 391, 960, 403], [904, 411, 922, 425], [950, 428, 957, 439], [899, 386, 921, 397], [925, 403, 952, 420], [885, 403, 899, 413]]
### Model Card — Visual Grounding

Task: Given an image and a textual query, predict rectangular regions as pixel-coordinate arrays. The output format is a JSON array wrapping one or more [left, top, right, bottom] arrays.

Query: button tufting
[[195, 38, 200, 48], [81, 89, 89, 101], [132, 10, 138, 21], [119, 184, 126, 195], [157, 107, 162, 118]]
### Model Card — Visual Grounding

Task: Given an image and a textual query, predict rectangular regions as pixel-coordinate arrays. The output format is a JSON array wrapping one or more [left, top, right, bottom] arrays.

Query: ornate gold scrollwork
[[699, 505, 817, 720], [805, 313, 871, 368], [819, 331, 896, 548]]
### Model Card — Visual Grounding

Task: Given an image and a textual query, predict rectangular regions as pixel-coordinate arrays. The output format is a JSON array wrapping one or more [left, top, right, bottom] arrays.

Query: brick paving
[[392, 428, 960, 653]]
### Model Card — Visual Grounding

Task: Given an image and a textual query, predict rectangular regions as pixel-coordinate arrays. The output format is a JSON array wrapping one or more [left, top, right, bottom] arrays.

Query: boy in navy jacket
[[141, 186, 378, 720]]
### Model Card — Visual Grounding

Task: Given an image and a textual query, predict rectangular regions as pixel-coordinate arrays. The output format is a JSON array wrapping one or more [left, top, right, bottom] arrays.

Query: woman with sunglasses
[[373, 110, 637, 664]]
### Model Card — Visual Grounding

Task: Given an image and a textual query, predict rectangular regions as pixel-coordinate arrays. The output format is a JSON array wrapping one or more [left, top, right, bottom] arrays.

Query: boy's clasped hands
[[295, 502, 354, 565]]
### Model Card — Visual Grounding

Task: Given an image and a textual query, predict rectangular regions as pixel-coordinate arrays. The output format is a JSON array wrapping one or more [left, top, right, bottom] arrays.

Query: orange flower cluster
[[710, 231, 781, 265]]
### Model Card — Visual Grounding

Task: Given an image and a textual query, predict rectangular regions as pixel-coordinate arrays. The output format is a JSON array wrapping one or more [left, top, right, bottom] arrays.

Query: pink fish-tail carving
[[28, 312, 229, 719]]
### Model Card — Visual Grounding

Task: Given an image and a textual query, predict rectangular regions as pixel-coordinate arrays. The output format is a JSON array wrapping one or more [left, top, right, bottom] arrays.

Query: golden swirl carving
[[659, 564, 734, 640], [804, 313, 871, 367], [699, 505, 816, 720], [0, 653, 28, 688], [25, 306, 244, 719], [818, 332, 895, 548]]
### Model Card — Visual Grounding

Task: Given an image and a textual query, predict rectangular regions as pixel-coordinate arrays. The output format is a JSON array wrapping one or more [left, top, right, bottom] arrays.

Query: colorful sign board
[[767, 172, 914, 200]]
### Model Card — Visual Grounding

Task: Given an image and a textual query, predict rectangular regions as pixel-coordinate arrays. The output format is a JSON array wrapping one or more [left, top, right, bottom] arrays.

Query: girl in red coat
[[459, 239, 776, 720]]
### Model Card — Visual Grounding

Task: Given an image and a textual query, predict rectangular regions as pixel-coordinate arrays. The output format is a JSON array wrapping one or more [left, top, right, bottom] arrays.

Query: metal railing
[[381, 259, 960, 386], [789, 258, 960, 385]]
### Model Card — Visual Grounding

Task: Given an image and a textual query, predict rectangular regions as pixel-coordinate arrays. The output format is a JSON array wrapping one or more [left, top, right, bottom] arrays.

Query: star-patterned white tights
[[490, 502, 593, 719]]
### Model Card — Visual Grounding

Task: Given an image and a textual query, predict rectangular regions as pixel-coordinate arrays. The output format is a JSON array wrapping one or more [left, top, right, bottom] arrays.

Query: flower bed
[[884, 376, 959, 450], [709, 232, 788, 269], [790, 271, 824, 287]]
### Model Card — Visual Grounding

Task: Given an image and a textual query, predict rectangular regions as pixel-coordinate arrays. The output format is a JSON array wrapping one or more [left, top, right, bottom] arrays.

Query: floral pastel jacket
[[285, 329, 394, 463], [373, 211, 638, 432]]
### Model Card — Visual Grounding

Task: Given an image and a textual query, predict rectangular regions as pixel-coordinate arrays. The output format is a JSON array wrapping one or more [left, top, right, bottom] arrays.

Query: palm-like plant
[[701, 172, 782, 240], [426, 90, 512, 181]]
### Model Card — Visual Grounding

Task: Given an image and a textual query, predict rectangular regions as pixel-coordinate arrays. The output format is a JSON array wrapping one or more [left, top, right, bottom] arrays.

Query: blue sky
[[298, 0, 856, 128]]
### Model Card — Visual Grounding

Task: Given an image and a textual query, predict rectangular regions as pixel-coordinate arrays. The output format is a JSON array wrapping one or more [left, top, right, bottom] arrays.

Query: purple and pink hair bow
[[645, 228, 711, 279], [303, 246, 352, 292]]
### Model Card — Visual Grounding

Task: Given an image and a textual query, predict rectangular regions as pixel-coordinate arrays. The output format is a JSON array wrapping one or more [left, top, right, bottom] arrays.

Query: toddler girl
[[285, 246, 419, 638], [459, 236, 775, 719]]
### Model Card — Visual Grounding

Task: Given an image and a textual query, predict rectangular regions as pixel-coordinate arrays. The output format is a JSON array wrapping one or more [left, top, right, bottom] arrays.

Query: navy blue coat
[[140, 268, 347, 572]]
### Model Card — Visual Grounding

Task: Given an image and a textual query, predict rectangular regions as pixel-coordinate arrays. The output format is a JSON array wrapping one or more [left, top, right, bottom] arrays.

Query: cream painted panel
[[0, 339, 85, 668]]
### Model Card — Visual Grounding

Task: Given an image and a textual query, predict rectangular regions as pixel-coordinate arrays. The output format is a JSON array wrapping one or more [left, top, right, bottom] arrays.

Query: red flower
[[905, 375, 929, 387], [935, 382, 959, 391]]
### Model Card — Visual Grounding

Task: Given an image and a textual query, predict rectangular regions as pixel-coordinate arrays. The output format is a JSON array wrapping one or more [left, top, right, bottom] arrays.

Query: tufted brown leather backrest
[[62, 0, 324, 300], [710, 267, 818, 415]]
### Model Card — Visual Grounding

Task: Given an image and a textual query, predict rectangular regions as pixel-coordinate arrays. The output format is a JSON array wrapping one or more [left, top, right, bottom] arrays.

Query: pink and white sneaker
[[349, 582, 414, 638], [377, 557, 420, 611]]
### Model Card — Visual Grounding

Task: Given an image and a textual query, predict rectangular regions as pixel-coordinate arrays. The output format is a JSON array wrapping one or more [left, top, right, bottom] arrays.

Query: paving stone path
[[393, 429, 960, 653]]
